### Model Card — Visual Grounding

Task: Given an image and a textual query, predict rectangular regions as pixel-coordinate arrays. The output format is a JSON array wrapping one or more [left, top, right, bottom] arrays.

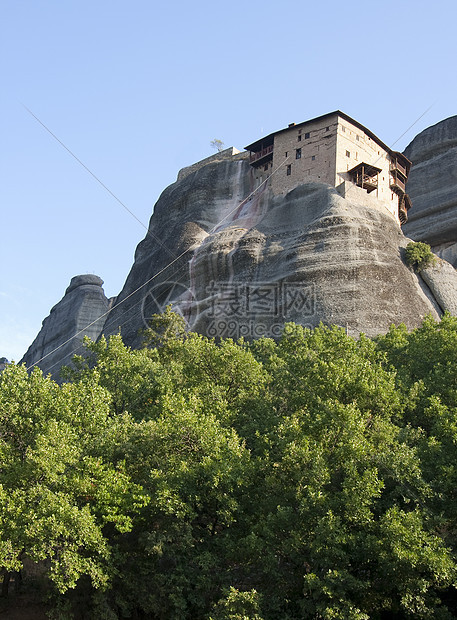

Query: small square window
[[305, 132, 310, 139], [311, 155, 316, 161], [296, 148, 302, 159], [286, 164, 291, 176], [346, 150, 350, 157]]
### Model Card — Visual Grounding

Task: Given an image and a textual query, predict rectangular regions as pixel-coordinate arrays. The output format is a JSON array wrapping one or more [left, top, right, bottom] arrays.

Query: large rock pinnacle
[[20, 275, 110, 379], [403, 115, 457, 264]]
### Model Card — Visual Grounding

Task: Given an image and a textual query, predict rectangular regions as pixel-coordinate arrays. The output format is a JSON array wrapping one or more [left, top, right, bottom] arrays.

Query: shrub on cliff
[[405, 241, 437, 271]]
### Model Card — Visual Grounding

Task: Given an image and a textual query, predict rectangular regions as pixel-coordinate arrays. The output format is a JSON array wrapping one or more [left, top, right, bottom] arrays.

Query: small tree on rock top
[[210, 139, 225, 153]]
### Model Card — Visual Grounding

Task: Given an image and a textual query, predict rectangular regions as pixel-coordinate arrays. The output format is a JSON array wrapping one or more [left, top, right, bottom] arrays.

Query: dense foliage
[[405, 241, 437, 272], [2, 313, 457, 618]]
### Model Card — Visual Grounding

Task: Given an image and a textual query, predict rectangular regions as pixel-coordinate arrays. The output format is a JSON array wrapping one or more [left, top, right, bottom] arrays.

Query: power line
[[24, 103, 434, 372], [22, 104, 178, 263], [27, 154, 291, 371]]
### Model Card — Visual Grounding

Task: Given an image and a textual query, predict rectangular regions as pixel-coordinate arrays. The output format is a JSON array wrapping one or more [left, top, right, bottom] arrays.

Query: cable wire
[[27, 154, 291, 371], [24, 103, 434, 372]]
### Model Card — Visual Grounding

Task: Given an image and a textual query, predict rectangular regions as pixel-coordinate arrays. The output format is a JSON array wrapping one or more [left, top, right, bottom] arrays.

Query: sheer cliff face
[[102, 157, 443, 348], [20, 275, 110, 378], [403, 116, 457, 264]]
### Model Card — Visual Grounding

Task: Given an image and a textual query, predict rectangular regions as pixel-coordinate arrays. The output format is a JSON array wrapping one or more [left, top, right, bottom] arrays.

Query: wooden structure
[[348, 163, 381, 194]]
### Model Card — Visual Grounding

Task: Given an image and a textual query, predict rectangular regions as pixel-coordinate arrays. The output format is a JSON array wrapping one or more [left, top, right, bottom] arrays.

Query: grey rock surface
[[24, 133, 457, 379], [21, 275, 110, 379], [403, 116, 457, 263], [102, 157, 447, 347], [420, 259, 457, 315]]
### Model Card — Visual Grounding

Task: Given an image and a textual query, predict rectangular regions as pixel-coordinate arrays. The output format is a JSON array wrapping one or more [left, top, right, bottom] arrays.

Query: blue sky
[[1, 0, 456, 361]]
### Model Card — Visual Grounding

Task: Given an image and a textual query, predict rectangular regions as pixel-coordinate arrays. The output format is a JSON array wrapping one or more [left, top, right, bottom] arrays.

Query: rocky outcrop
[[102, 157, 448, 348], [419, 259, 457, 315], [403, 116, 457, 264], [21, 275, 110, 378], [23, 130, 457, 378]]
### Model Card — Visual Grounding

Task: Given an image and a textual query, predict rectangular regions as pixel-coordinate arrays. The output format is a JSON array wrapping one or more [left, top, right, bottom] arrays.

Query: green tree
[[6, 313, 457, 618], [210, 139, 225, 153], [0, 364, 146, 597]]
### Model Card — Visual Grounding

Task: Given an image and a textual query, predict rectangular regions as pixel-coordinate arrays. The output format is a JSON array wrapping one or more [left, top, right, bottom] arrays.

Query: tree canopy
[[2, 314, 457, 618]]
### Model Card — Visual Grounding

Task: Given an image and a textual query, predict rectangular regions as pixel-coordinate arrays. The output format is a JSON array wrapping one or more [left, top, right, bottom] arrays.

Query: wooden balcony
[[348, 162, 381, 194], [390, 173, 406, 194], [390, 160, 408, 177], [249, 144, 274, 166]]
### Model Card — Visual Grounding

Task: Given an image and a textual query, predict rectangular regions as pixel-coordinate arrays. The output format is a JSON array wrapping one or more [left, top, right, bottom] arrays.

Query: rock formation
[[403, 116, 457, 265], [20, 275, 110, 378], [102, 156, 452, 349], [22, 120, 457, 377]]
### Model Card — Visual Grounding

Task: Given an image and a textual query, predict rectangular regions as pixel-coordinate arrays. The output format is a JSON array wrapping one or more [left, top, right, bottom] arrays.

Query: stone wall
[[265, 114, 400, 223], [271, 116, 338, 195], [335, 118, 398, 220], [177, 147, 247, 181]]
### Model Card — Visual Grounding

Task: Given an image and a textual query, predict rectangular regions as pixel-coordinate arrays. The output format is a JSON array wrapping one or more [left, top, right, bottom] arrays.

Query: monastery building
[[245, 111, 412, 225]]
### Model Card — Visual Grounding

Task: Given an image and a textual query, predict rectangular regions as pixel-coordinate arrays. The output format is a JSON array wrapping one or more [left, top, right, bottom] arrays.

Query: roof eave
[[244, 111, 412, 166]]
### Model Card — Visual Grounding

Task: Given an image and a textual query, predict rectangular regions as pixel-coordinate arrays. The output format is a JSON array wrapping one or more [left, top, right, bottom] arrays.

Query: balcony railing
[[390, 174, 406, 193], [390, 160, 407, 177], [249, 144, 274, 163]]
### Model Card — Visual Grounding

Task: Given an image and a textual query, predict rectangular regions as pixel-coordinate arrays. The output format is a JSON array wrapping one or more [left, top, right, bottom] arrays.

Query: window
[[305, 132, 310, 139], [264, 164, 268, 171], [346, 150, 350, 157], [311, 155, 316, 161], [356, 134, 359, 141], [296, 148, 302, 159], [298, 134, 302, 141], [286, 164, 291, 176], [342, 126, 346, 133], [326, 126, 330, 131]]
